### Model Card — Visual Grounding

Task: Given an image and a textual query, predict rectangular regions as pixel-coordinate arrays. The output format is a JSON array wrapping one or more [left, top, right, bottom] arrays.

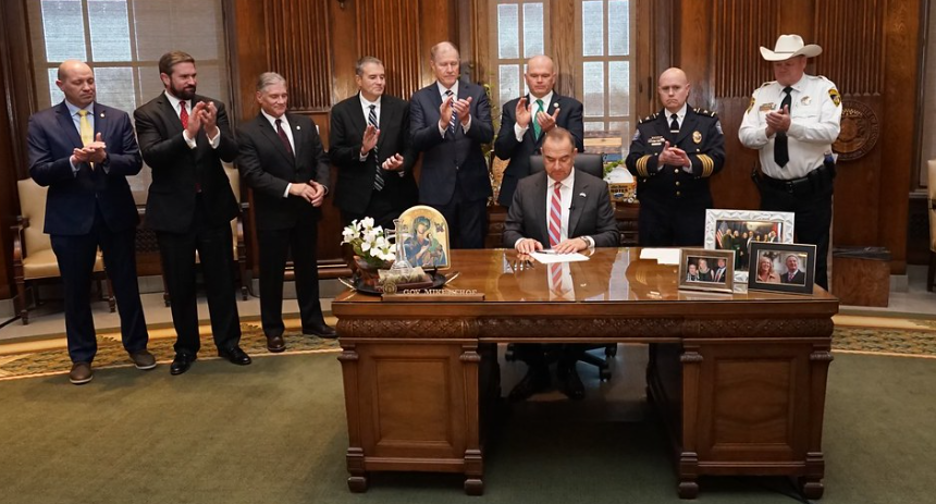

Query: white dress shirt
[[437, 81, 471, 136], [358, 94, 381, 161], [666, 103, 688, 131], [514, 169, 595, 250], [261, 109, 296, 198], [164, 90, 221, 150], [514, 90, 554, 141], [738, 74, 842, 180]]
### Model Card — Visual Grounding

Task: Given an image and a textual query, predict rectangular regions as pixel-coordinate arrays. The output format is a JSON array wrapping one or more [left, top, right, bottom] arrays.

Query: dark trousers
[[638, 199, 709, 247], [341, 189, 404, 231], [258, 216, 325, 337], [51, 206, 148, 364], [760, 184, 833, 290], [157, 199, 240, 356], [432, 184, 487, 249]]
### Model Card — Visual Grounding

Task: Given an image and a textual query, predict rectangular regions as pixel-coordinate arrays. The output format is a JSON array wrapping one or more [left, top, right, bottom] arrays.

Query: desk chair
[[506, 153, 617, 381]]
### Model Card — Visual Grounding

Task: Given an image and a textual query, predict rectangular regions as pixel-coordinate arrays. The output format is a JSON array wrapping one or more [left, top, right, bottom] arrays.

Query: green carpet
[[0, 350, 933, 504]]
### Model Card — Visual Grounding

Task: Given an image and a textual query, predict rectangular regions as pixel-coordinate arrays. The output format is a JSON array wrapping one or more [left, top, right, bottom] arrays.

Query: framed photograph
[[747, 243, 817, 295], [678, 248, 735, 294], [704, 209, 795, 284], [397, 205, 451, 270]]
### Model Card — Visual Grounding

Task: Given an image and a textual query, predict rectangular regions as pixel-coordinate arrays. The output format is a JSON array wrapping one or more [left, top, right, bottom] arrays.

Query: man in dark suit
[[781, 254, 807, 284], [237, 72, 335, 352], [625, 67, 725, 247], [712, 258, 728, 283], [134, 51, 250, 375], [494, 55, 584, 208], [27, 60, 154, 384], [410, 41, 494, 249], [503, 127, 618, 401], [330, 56, 418, 230]]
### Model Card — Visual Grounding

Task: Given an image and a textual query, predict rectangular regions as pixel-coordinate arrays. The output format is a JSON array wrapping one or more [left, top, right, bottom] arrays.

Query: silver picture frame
[[703, 209, 795, 284]]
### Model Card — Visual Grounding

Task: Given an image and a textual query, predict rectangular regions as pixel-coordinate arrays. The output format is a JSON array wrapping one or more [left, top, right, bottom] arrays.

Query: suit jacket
[[410, 80, 494, 206], [27, 101, 142, 236], [494, 93, 584, 207], [134, 93, 239, 233], [625, 107, 725, 211], [503, 170, 618, 248], [329, 93, 418, 215], [781, 269, 806, 284], [236, 112, 331, 231]]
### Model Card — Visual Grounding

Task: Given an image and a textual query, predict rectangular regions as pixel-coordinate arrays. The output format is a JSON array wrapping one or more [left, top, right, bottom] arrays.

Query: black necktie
[[275, 119, 293, 157], [368, 104, 384, 191], [773, 86, 793, 168], [669, 113, 679, 134]]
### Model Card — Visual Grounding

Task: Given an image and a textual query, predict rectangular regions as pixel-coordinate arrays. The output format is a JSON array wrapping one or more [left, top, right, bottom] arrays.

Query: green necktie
[[532, 99, 545, 139]]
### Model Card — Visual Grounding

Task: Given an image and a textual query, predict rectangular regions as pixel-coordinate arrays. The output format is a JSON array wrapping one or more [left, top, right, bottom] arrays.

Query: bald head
[[430, 41, 460, 87], [658, 67, 690, 113], [525, 55, 556, 98], [56, 60, 96, 108]]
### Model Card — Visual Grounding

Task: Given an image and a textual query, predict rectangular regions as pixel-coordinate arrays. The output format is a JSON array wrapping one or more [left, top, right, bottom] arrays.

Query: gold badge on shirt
[[801, 95, 812, 106], [692, 131, 702, 144]]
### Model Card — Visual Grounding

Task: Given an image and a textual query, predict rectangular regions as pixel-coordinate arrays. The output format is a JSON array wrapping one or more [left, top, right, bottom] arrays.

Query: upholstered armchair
[[12, 178, 114, 324]]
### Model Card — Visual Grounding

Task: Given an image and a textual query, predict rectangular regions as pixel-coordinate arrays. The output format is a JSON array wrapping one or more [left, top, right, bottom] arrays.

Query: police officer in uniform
[[625, 67, 725, 246], [739, 34, 842, 290]]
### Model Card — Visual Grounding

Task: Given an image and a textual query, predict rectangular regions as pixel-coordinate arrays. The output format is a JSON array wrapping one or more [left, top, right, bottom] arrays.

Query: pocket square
[[578, 192, 587, 198]]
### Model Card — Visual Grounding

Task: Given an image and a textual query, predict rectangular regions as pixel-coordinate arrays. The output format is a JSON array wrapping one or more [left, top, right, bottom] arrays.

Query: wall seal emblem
[[832, 100, 878, 161]]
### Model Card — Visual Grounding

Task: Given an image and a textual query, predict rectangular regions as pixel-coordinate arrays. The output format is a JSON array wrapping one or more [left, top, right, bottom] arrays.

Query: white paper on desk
[[530, 251, 590, 264], [639, 248, 681, 265]]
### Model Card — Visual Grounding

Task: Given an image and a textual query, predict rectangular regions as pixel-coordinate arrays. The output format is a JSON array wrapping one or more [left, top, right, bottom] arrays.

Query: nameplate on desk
[[382, 289, 485, 302]]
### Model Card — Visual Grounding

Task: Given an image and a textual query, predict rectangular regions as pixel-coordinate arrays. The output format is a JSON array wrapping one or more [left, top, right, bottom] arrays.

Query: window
[[27, 0, 229, 203], [490, 1, 549, 108], [575, 0, 633, 135]]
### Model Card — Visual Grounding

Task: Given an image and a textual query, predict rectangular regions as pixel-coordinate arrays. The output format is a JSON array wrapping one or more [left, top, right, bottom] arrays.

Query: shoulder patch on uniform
[[746, 95, 756, 113], [828, 88, 841, 107], [715, 119, 723, 135], [632, 129, 641, 141]]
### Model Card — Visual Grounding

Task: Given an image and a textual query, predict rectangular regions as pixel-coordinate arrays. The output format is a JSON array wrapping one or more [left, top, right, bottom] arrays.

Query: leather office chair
[[161, 166, 249, 306], [509, 152, 617, 381], [12, 178, 114, 324], [928, 160, 936, 291]]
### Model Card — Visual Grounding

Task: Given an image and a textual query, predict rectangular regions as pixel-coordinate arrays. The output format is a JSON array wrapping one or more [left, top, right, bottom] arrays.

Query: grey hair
[[355, 56, 383, 76], [430, 41, 459, 61], [256, 72, 287, 92]]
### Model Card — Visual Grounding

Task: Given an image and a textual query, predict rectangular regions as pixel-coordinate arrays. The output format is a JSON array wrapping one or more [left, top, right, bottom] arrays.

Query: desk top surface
[[334, 249, 838, 316]]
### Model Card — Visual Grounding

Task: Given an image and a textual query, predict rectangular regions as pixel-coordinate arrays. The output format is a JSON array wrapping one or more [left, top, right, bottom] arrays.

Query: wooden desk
[[333, 249, 838, 498]]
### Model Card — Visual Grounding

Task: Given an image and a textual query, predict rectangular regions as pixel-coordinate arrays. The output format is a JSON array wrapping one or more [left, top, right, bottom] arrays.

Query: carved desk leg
[[678, 346, 703, 499]]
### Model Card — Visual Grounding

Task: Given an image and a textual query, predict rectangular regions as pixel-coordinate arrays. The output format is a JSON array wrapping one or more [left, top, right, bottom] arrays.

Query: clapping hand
[[453, 96, 473, 126], [361, 124, 380, 154], [200, 101, 219, 138], [72, 133, 107, 167], [185, 101, 206, 138], [382, 153, 404, 171], [536, 107, 560, 134], [438, 96, 455, 131], [515, 97, 532, 128], [659, 141, 690, 168], [765, 104, 790, 134]]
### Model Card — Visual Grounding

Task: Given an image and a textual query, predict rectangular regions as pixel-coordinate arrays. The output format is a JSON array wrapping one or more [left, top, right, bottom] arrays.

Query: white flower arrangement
[[341, 217, 396, 267]]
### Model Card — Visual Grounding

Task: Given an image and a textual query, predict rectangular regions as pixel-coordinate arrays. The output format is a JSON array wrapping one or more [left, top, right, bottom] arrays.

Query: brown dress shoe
[[266, 335, 286, 353], [129, 350, 157, 370], [69, 362, 93, 385]]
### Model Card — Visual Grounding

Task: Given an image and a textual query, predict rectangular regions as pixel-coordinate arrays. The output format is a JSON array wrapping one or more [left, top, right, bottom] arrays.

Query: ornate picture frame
[[704, 209, 795, 284], [677, 248, 735, 294], [397, 205, 452, 270], [747, 243, 817, 295]]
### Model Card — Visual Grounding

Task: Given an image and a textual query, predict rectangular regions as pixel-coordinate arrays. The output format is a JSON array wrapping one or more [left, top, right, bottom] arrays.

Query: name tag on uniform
[[759, 102, 775, 112], [648, 135, 665, 146]]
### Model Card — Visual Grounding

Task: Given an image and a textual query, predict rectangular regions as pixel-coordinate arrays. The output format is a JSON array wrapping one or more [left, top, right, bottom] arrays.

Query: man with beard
[[134, 51, 250, 375]]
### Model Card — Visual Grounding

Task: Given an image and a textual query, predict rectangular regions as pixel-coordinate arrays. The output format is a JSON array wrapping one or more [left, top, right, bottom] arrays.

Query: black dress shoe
[[508, 367, 551, 402], [218, 346, 252, 366], [266, 335, 286, 353], [304, 323, 337, 339], [557, 363, 585, 400], [170, 354, 197, 376]]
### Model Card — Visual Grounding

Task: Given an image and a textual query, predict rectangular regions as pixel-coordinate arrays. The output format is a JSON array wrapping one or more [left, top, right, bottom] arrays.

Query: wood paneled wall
[[674, 0, 922, 273]]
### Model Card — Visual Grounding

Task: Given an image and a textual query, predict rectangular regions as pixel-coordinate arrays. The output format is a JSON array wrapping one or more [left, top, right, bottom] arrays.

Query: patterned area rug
[[0, 321, 340, 381], [2, 315, 936, 381]]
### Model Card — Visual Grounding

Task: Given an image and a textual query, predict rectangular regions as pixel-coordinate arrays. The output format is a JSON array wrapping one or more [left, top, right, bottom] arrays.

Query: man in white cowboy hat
[[739, 34, 842, 290]]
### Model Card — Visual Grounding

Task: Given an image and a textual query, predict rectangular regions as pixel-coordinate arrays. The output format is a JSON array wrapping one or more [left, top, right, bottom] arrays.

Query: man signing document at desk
[[502, 127, 618, 400]]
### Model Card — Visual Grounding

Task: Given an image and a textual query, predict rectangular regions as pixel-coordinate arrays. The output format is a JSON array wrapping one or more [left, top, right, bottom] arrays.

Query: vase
[[353, 256, 392, 288]]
